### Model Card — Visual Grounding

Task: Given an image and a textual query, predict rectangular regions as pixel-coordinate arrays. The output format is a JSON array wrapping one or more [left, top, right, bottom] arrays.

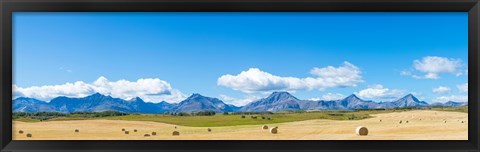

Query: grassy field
[[13, 106, 468, 127], [101, 111, 374, 127], [16, 109, 394, 127]]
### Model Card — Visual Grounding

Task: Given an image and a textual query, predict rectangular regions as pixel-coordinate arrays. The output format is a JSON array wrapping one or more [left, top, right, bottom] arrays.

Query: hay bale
[[19, 130, 24, 134], [262, 116, 265, 119], [267, 117, 271, 120], [270, 127, 278, 134], [379, 120, 382, 122], [461, 121, 464, 123], [134, 129, 137, 132], [399, 120, 402, 124], [125, 131, 130, 134], [122, 128, 125, 131], [26, 133, 32, 138], [75, 129, 79, 133], [152, 132, 157, 136], [172, 131, 180, 136], [262, 125, 268, 129], [144, 134, 150, 137], [208, 128, 211, 132], [356, 126, 368, 136], [241, 115, 245, 118], [174, 126, 177, 129], [406, 121, 409, 123], [444, 121, 447, 123]]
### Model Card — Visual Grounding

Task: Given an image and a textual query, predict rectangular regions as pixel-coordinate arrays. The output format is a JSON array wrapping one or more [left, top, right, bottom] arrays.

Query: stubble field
[[13, 110, 468, 140]]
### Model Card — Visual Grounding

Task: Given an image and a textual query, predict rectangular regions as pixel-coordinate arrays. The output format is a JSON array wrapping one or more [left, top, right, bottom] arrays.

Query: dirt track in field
[[13, 110, 468, 140]]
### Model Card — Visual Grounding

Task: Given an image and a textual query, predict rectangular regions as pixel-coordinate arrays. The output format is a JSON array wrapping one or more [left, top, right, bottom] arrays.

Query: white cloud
[[354, 84, 406, 100], [432, 86, 451, 94], [59, 67, 73, 73], [219, 94, 261, 106], [403, 56, 463, 79], [457, 83, 468, 93], [13, 76, 186, 103], [317, 93, 345, 101], [433, 95, 468, 103], [217, 62, 363, 93]]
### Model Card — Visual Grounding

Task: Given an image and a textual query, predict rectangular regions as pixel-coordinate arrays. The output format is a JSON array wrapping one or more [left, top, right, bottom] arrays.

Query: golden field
[[13, 110, 467, 140]]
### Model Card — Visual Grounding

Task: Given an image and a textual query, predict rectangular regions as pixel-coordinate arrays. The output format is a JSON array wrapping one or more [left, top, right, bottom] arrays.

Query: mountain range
[[13, 92, 467, 113]]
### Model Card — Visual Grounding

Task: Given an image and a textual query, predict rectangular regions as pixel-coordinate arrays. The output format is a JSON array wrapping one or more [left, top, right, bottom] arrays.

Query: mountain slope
[[430, 101, 467, 107], [13, 97, 56, 112], [390, 94, 428, 107], [14, 93, 173, 113], [172, 94, 239, 112], [13, 92, 465, 113], [240, 92, 302, 112]]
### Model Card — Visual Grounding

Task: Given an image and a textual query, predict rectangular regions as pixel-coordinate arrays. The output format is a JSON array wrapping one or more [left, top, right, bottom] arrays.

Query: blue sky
[[13, 12, 468, 106]]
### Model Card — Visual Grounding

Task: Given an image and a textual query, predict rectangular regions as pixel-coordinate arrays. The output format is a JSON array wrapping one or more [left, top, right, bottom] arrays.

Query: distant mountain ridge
[[13, 92, 467, 113], [173, 93, 240, 112], [241, 92, 432, 112]]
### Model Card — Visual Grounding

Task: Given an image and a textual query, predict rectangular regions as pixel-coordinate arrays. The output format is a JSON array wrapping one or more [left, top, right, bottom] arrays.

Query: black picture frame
[[1, 0, 479, 152]]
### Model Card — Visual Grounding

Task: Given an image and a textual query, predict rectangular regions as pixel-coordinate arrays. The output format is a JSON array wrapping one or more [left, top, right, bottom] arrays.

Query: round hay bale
[[270, 127, 278, 134], [379, 120, 382, 122], [356, 126, 368, 136], [241, 115, 245, 118], [444, 121, 447, 123], [406, 121, 409, 123], [144, 134, 150, 137], [75, 129, 79, 133], [267, 117, 271, 120], [461, 121, 464, 123], [152, 132, 157, 136], [19, 130, 24, 134], [262, 125, 268, 130], [125, 131, 130, 134], [208, 128, 211, 132], [399, 120, 402, 124], [122, 128, 125, 131], [134, 129, 137, 132], [26, 133, 32, 138], [174, 126, 177, 129], [262, 116, 265, 119], [172, 131, 180, 136]]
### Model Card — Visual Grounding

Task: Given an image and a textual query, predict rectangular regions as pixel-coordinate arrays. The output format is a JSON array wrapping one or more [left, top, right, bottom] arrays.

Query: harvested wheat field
[[13, 110, 467, 140]]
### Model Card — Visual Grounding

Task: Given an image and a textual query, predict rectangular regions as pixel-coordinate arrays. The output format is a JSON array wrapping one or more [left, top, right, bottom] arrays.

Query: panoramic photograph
[[12, 12, 468, 140]]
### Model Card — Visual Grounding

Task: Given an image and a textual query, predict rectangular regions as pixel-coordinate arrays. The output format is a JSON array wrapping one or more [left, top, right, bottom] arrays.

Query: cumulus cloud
[[309, 93, 346, 101], [457, 83, 468, 93], [13, 76, 186, 103], [219, 94, 261, 106], [217, 62, 363, 93], [59, 67, 73, 73], [402, 56, 463, 79], [433, 95, 468, 103], [354, 84, 406, 100], [432, 86, 451, 94]]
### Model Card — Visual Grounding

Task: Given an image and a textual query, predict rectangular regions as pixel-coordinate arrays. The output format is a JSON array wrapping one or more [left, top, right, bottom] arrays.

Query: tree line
[[13, 111, 129, 121]]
